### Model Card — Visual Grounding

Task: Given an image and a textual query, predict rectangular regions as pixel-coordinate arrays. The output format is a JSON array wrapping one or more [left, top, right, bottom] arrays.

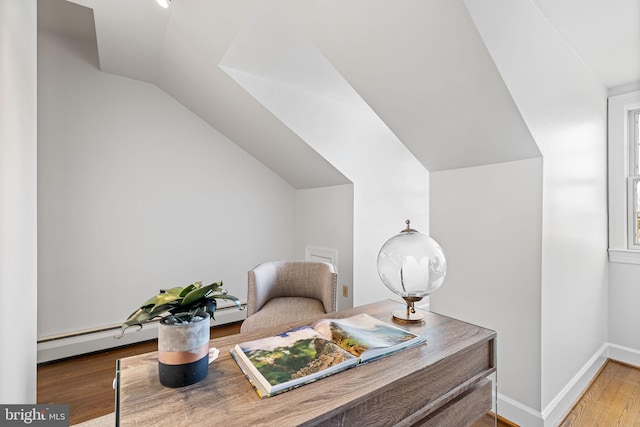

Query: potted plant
[[116, 281, 243, 388]]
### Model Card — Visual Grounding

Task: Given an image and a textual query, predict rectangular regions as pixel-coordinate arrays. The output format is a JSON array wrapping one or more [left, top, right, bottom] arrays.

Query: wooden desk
[[116, 300, 496, 426]]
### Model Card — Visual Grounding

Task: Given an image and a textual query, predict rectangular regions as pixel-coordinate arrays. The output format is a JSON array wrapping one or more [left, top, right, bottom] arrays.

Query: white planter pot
[[157, 312, 210, 388]]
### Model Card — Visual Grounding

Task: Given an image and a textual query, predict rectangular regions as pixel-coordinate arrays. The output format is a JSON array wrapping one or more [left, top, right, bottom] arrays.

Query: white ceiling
[[38, 0, 639, 188], [532, 0, 639, 90]]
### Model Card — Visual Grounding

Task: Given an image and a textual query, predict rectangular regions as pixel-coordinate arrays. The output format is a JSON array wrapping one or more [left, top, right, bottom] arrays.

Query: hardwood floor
[[37, 340, 158, 425], [475, 414, 513, 427], [559, 359, 640, 426], [38, 323, 241, 425], [42, 323, 640, 427]]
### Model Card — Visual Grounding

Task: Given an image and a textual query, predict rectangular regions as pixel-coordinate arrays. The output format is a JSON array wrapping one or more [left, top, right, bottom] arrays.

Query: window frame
[[627, 176, 640, 250], [628, 110, 640, 249], [608, 90, 640, 263]]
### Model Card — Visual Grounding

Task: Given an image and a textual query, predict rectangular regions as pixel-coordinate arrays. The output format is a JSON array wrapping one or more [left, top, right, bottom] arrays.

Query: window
[[630, 109, 640, 248], [608, 90, 640, 263]]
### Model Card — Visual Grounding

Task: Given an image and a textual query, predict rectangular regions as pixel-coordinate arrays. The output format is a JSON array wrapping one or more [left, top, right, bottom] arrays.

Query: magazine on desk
[[230, 313, 426, 398]]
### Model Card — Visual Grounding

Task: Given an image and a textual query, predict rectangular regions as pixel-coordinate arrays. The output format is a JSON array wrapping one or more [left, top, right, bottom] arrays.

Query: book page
[[234, 325, 357, 396], [311, 314, 425, 360]]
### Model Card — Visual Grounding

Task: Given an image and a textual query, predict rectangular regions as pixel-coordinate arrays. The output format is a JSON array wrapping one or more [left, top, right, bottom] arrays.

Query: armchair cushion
[[239, 297, 325, 333]]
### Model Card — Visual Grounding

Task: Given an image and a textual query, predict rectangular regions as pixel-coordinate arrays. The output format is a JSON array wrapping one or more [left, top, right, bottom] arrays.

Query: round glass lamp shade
[[377, 220, 446, 322]]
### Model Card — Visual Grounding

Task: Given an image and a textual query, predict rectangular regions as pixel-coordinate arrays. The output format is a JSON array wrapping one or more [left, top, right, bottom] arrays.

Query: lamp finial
[[401, 219, 417, 233]]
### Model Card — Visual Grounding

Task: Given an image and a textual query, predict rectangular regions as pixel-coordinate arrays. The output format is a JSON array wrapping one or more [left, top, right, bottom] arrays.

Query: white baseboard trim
[[607, 343, 640, 367], [541, 343, 608, 426], [497, 392, 544, 427], [496, 342, 633, 427], [37, 307, 247, 364]]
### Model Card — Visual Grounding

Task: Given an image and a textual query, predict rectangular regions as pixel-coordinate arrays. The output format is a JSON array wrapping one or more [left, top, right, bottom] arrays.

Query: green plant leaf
[[180, 282, 220, 306], [114, 303, 173, 338], [163, 287, 184, 296], [179, 283, 198, 297], [140, 293, 182, 312], [209, 294, 244, 310], [116, 280, 241, 339]]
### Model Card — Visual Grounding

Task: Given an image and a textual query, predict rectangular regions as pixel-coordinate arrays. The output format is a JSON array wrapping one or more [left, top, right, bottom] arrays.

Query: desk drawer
[[317, 339, 495, 427], [413, 377, 492, 427]]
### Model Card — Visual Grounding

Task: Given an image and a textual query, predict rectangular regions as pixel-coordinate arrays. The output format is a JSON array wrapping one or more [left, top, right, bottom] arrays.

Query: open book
[[230, 313, 425, 398]]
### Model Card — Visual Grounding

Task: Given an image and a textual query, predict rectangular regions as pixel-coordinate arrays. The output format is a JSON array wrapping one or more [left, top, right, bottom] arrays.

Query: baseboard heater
[[37, 304, 247, 364]]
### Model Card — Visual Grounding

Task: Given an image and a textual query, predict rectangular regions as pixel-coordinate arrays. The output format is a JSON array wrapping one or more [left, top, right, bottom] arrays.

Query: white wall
[[464, 0, 608, 422], [0, 0, 38, 403], [296, 184, 354, 311], [430, 158, 543, 412], [37, 30, 297, 338], [609, 263, 640, 349], [220, 0, 429, 308]]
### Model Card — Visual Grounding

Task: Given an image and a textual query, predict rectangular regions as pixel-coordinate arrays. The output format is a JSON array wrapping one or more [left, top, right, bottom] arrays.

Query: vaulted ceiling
[[39, 0, 639, 189]]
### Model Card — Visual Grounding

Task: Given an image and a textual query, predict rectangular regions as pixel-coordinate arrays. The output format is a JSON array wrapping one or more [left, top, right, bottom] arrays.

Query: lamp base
[[392, 308, 426, 323], [391, 297, 426, 323]]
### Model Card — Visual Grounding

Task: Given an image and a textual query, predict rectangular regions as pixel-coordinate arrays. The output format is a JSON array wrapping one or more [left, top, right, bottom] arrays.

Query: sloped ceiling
[[41, 0, 638, 187], [274, 0, 541, 171], [532, 0, 640, 90]]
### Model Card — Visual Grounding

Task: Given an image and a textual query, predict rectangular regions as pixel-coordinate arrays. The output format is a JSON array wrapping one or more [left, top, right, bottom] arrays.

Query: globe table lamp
[[377, 220, 447, 323]]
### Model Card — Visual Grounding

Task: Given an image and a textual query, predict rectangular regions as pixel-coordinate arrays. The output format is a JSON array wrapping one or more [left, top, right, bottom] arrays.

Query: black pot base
[[158, 356, 208, 388]]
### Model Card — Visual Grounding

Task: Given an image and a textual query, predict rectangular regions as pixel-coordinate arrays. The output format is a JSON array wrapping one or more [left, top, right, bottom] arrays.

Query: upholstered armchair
[[240, 261, 337, 333]]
